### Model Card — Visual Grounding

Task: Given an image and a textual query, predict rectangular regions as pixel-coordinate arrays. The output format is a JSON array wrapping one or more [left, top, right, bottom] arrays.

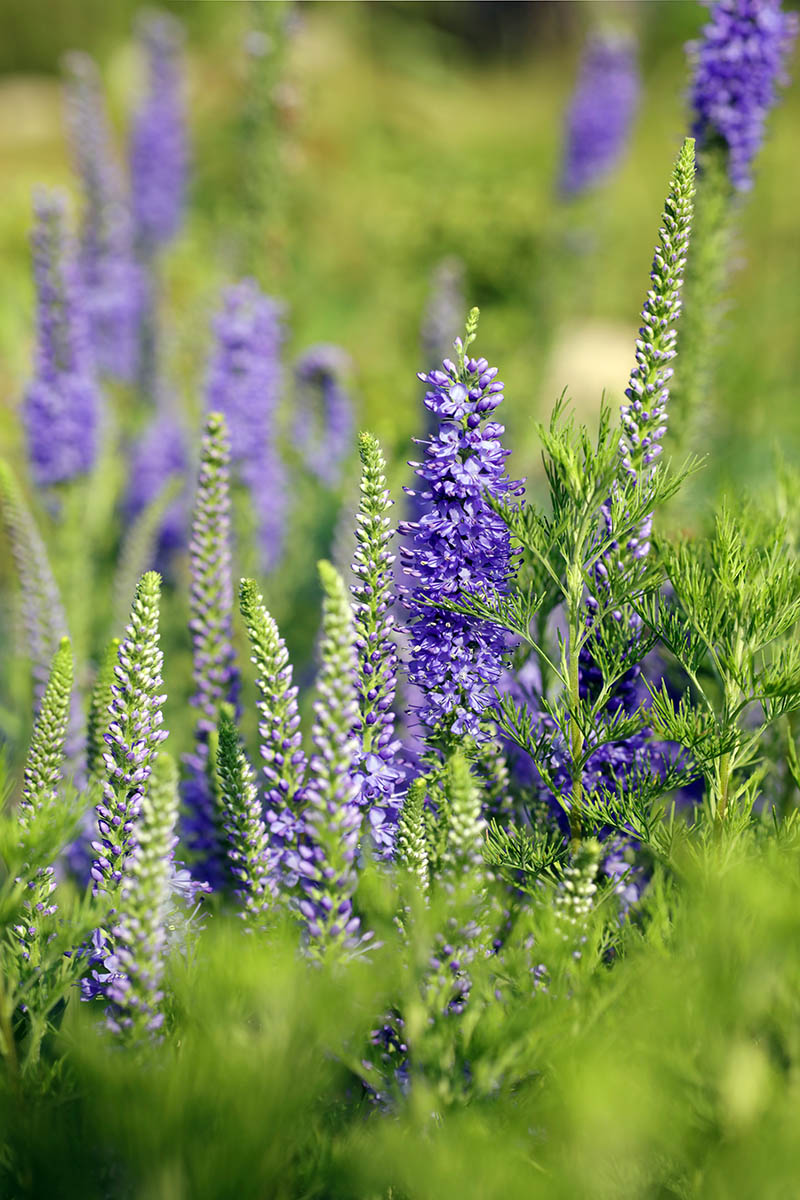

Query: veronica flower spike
[[293, 562, 366, 959], [63, 51, 143, 382], [14, 638, 73, 974], [618, 138, 696, 503], [91, 570, 168, 902], [216, 709, 273, 929], [183, 412, 240, 886], [104, 751, 180, 1041], [351, 432, 403, 852], [0, 461, 70, 707], [23, 191, 100, 488], [239, 579, 306, 887], [582, 141, 695, 716], [689, 0, 798, 193], [560, 30, 640, 198], [294, 345, 354, 487], [129, 10, 188, 252], [401, 308, 524, 742]]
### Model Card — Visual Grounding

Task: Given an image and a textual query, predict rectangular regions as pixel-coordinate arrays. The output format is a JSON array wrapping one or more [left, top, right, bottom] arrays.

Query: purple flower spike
[[560, 30, 640, 197], [239, 579, 307, 891], [688, 0, 798, 191], [129, 10, 188, 251], [63, 52, 145, 382], [290, 562, 368, 959], [23, 191, 100, 487], [91, 570, 168, 902], [294, 345, 354, 487], [400, 310, 524, 741], [351, 432, 403, 855], [103, 752, 180, 1041], [182, 413, 240, 886], [206, 280, 287, 572]]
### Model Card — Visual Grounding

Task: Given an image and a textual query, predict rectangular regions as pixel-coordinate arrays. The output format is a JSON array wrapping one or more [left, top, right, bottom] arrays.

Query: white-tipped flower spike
[[291, 561, 366, 959], [351, 432, 403, 855], [618, 138, 696, 501], [15, 638, 73, 973], [553, 839, 600, 946], [441, 751, 487, 883], [216, 709, 273, 929], [182, 412, 239, 888], [396, 776, 430, 898], [91, 570, 168, 902], [0, 460, 70, 709], [105, 751, 180, 1041], [239, 579, 306, 888]]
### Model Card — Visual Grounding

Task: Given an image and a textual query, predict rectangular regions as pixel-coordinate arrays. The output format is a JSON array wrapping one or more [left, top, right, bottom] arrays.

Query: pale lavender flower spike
[[560, 30, 640, 197], [129, 9, 188, 251], [63, 51, 145, 382], [23, 190, 100, 488]]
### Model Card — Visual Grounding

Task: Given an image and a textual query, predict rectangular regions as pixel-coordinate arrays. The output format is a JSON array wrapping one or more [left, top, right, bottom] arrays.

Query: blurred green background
[[1, 0, 798, 499]]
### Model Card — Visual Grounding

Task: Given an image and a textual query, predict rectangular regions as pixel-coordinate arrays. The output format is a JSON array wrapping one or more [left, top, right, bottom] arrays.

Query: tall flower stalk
[[63, 51, 143, 383], [182, 413, 239, 887], [105, 751, 179, 1040], [216, 710, 273, 929], [14, 639, 73, 974], [672, 0, 797, 446], [239, 580, 306, 886], [23, 191, 99, 488], [90, 570, 168, 902], [572, 140, 695, 860], [292, 562, 365, 958], [0, 461, 70, 708], [351, 432, 403, 854], [401, 309, 523, 742]]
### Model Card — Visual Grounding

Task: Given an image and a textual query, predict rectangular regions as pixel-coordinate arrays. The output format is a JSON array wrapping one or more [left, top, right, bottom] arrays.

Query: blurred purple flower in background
[[560, 30, 640, 197], [63, 51, 145, 383], [206, 280, 287, 572], [294, 344, 354, 488], [23, 190, 100, 488], [125, 394, 190, 559], [129, 10, 188, 252], [688, 0, 798, 191]]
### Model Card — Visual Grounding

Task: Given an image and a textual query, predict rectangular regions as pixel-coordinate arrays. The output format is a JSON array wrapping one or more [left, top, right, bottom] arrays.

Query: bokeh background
[[1, 0, 798, 481], [0, 0, 798, 755]]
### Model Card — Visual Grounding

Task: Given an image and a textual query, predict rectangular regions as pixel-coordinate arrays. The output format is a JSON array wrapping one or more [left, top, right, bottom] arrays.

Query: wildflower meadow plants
[[2, 3, 800, 1197]]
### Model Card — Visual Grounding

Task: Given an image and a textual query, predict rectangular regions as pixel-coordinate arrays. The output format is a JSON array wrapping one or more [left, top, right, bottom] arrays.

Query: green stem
[[716, 750, 732, 824], [567, 603, 584, 841]]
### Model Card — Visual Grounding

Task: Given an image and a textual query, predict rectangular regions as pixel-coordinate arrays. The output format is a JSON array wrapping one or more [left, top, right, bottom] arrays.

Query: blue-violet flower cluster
[[688, 0, 798, 191], [401, 314, 524, 740]]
